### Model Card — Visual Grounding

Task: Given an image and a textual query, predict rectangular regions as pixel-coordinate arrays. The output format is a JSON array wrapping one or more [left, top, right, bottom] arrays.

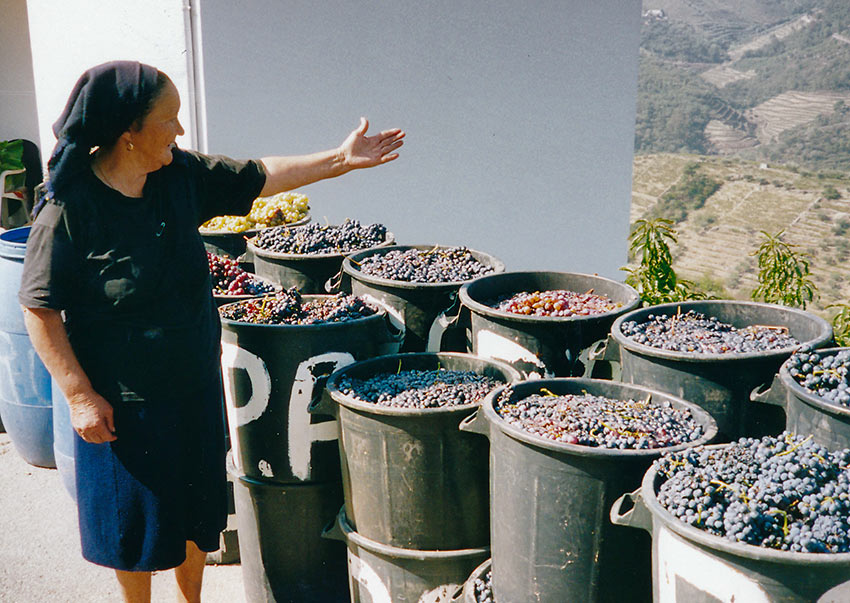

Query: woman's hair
[[131, 70, 171, 133]]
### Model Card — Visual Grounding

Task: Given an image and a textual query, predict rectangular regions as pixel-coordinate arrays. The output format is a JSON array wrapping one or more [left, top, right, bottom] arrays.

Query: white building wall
[[24, 0, 196, 164], [0, 0, 39, 144], [198, 0, 642, 277]]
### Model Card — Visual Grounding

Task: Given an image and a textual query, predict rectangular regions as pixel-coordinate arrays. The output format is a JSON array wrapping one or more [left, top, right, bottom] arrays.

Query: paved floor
[[0, 434, 246, 603]]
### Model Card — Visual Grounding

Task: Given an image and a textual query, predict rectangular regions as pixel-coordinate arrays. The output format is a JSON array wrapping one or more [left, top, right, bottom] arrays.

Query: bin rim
[[341, 244, 506, 291], [458, 270, 640, 324], [639, 442, 850, 565], [198, 213, 310, 237], [480, 377, 718, 457], [610, 300, 833, 364], [333, 507, 490, 560], [218, 293, 388, 331], [324, 352, 521, 417], [778, 347, 850, 420], [246, 229, 395, 261]]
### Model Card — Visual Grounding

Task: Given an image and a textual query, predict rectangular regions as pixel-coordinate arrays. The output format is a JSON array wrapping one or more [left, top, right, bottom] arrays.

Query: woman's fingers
[[70, 392, 117, 443], [104, 405, 116, 434], [78, 419, 117, 444]]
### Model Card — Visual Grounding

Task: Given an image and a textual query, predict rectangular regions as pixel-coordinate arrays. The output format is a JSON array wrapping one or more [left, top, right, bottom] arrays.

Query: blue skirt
[[74, 361, 228, 572]]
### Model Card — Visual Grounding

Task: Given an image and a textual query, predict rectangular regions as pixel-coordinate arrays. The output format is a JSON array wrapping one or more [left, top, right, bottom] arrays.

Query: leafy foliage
[[0, 139, 26, 192], [634, 57, 716, 154], [750, 230, 817, 309], [823, 185, 842, 200], [0, 139, 24, 172], [649, 162, 723, 222], [828, 303, 850, 346], [622, 218, 708, 305], [641, 20, 728, 63]]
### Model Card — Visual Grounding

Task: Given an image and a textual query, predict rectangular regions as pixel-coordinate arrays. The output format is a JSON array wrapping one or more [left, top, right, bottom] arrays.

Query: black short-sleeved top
[[19, 149, 265, 322], [17, 149, 265, 571]]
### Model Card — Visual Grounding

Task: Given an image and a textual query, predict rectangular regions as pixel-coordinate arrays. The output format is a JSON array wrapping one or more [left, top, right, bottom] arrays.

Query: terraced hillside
[[638, 0, 850, 172], [631, 153, 850, 311]]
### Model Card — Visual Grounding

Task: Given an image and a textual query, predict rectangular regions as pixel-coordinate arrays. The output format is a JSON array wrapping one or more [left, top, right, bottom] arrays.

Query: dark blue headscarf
[[39, 61, 160, 213]]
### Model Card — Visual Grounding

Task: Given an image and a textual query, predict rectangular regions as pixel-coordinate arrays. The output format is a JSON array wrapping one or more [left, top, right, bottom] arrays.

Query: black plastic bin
[[341, 245, 505, 352], [754, 347, 850, 450], [605, 300, 833, 441], [220, 295, 401, 483], [317, 353, 519, 550], [248, 230, 394, 294], [460, 378, 717, 603], [459, 271, 640, 378], [612, 445, 850, 602], [323, 508, 489, 603], [231, 464, 348, 602]]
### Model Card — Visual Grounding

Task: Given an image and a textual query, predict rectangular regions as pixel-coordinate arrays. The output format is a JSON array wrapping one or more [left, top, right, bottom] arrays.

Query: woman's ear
[[118, 130, 135, 152]]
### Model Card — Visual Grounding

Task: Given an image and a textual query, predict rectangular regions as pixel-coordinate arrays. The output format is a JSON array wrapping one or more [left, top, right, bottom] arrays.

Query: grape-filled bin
[[459, 271, 640, 378], [219, 294, 401, 483], [604, 300, 833, 441], [460, 378, 717, 603], [342, 244, 505, 352], [754, 347, 850, 450]]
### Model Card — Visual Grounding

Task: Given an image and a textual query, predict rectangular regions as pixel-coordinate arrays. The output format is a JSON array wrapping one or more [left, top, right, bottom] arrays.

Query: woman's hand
[[338, 118, 405, 171], [68, 389, 117, 444], [258, 118, 405, 196]]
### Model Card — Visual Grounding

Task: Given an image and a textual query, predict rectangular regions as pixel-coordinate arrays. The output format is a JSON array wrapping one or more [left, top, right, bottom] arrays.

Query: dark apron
[[68, 306, 227, 571]]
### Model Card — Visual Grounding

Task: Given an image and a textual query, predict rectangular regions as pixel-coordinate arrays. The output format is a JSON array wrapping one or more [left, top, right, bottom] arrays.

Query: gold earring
[[128, 142, 134, 151]]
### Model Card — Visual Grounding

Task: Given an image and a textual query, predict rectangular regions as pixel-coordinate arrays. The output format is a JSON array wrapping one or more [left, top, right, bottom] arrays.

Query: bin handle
[[321, 510, 346, 543], [458, 408, 489, 438], [448, 583, 466, 603], [425, 293, 462, 352], [325, 269, 343, 293], [581, 335, 622, 379], [590, 335, 620, 362], [308, 386, 338, 417], [610, 489, 653, 533], [750, 373, 786, 408], [377, 314, 405, 356]]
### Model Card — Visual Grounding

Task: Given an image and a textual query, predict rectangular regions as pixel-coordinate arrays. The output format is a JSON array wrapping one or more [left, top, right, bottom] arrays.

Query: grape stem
[[774, 435, 813, 458]]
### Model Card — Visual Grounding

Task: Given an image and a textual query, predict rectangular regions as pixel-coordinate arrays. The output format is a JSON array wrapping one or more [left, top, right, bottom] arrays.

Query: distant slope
[[637, 0, 850, 172], [631, 154, 850, 310]]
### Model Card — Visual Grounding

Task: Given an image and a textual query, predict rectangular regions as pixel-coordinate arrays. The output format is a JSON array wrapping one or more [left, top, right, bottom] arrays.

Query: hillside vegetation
[[637, 0, 850, 172], [630, 154, 850, 312]]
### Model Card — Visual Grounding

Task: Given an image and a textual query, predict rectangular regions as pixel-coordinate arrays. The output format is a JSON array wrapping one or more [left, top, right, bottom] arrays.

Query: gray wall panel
[[199, 0, 641, 278]]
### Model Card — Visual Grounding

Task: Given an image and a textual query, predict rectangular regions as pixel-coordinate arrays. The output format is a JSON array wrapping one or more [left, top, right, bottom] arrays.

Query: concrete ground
[[0, 434, 247, 603]]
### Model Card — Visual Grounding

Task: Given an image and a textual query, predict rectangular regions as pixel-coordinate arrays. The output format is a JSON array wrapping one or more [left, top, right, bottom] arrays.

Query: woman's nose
[[176, 120, 185, 136]]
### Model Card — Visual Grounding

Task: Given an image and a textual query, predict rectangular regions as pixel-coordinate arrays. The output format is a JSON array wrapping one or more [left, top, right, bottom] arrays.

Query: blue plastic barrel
[[52, 379, 76, 498], [0, 226, 55, 467]]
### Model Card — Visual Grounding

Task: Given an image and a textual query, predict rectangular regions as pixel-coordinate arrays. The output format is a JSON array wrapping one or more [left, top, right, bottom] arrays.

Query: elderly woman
[[18, 61, 403, 603]]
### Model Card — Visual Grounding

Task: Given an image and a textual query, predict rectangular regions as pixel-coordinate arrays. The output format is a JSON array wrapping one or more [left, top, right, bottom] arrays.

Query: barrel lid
[[0, 225, 31, 259], [458, 270, 640, 324], [479, 377, 718, 458], [611, 300, 833, 363]]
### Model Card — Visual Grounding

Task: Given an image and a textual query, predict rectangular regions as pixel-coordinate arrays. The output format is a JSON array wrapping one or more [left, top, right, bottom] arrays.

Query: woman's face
[[130, 80, 184, 172]]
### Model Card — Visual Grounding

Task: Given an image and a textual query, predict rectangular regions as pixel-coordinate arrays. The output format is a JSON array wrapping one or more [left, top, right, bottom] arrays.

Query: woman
[[18, 61, 403, 603]]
